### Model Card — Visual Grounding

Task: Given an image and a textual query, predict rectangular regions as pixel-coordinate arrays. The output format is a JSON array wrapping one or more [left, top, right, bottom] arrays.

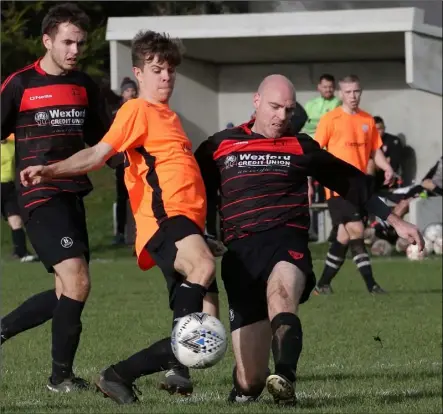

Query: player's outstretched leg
[[1, 289, 58, 344], [95, 337, 174, 404], [266, 262, 306, 405], [159, 291, 219, 396], [47, 258, 90, 393]]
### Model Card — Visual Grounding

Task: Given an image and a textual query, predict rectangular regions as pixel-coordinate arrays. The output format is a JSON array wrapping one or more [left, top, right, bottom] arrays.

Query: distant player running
[[21, 30, 219, 404]]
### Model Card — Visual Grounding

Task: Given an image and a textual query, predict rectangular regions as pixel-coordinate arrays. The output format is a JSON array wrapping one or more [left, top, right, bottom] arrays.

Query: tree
[[1, 1, 248, 80]]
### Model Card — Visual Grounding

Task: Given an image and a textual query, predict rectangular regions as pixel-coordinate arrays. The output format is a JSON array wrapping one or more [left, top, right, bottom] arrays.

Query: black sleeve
[[289, 102, 308, 135], [194, 139, 221, 237], [422, 161, 439, 181], [84, 79, 113, 147], [303, 139, 392, 220], [1, 76, 21, 141]]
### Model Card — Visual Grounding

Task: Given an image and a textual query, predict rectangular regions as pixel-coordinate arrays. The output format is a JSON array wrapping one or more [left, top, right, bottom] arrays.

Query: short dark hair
[[41, 3, 89, 37], [374, 116, 384, 125], [131, 30, 184, 70], [319, 74, 335, 83], [339, 74, 361, 84]]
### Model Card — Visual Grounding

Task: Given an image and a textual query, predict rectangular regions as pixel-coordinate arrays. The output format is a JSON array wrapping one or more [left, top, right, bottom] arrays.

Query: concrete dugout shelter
[[106, 7, 442, 180]]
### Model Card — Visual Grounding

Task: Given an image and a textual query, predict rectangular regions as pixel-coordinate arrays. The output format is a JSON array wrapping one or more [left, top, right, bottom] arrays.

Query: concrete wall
[[405, 32, 442, 96], [169, 59, 219, 149], [218, 60, 442, 180]]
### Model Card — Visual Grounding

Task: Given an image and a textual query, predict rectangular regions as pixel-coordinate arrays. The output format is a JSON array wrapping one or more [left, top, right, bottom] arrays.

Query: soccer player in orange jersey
[[21, 30, 219, 403], [314, 75, 394, 295]]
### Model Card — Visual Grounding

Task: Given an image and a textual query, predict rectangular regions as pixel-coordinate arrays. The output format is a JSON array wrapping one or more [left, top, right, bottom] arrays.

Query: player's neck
[[39, 55, 68, 76], [341, 105, 358, 115], [139, 92, 169, 106]]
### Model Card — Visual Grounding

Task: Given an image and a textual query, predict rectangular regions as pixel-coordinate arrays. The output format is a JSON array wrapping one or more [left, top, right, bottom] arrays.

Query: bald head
[[252, 74, 296, 139], [257, 74, 295, 99]]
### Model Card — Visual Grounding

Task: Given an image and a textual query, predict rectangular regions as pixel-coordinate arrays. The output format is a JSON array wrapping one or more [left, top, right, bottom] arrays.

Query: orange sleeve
[[371, 121, 383, 151], [101, 101, 147, 152], [314, 116, 331, 149]]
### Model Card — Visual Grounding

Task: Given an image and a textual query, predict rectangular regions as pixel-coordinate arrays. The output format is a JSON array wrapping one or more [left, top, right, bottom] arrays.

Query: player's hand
[[205, 236, 227, 257], [20, 165, 52, 187], [387, 213, 424, 251], [383, 167, 395, 186]]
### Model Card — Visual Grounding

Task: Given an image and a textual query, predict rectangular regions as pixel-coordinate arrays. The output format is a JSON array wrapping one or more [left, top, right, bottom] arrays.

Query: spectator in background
[[1, 134, 37, 262], [368, 116, 404, 190], [112, 77, 138, 246], [302, 74, 341, 137]]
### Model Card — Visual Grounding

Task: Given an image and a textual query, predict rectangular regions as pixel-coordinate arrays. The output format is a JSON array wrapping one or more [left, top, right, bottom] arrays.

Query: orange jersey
[[101, 98, 207, 270], [314, 107, 382, 198]]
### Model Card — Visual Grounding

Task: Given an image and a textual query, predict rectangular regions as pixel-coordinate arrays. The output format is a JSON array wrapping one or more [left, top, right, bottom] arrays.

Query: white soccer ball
[[424, 223, 443, 243], [406, 243, 426, 261], [424, 237, 434, 255], [370, 239, 393, 257], [433, 237, 443, 255], [395, 238, 409, 253], [171, 312, 227, 369]]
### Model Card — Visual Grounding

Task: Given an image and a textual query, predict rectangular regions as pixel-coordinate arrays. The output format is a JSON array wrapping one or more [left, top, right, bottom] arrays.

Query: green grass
[[1, 168, 442, 413]]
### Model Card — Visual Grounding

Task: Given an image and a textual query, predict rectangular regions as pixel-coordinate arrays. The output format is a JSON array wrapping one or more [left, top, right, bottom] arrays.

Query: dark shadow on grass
[[299, 369, 441, 382]]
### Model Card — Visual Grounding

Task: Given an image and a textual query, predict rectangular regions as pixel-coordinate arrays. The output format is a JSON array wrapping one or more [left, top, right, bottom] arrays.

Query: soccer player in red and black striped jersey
[[0, 3, 114, 392], [194, 75, 424, 405]]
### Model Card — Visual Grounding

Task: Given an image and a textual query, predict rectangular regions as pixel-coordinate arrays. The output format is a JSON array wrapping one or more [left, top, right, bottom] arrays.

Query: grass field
[[1, 169, 442, 413]]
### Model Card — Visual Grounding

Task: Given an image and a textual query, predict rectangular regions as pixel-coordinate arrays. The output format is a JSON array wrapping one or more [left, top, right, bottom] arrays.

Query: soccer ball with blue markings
[[171, 312, 227, 369]]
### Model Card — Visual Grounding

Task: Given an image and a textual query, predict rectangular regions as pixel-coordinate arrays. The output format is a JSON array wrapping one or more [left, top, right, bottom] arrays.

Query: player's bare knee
[[345, 222, 364, 239], [7, 215, 23, 230], [178, 255, 215, 289], [54, 257, 90, 301]]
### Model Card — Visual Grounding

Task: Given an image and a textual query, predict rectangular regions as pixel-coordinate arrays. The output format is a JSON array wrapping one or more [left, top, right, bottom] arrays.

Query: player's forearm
[[46, 147, 106, 178], [373, 149, 391, 172]]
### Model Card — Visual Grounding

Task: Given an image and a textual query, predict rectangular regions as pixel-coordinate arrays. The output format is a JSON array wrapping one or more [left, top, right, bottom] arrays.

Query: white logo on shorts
[[61, 237, 73, 249], [229, 309, 235, 322]]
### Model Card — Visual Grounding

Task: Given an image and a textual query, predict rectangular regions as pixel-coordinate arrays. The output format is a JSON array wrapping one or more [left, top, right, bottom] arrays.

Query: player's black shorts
[[146, 215, 219, 309], [24, 193, 90, 273], [1, 181, 20, 219], [222, 227, 316, 332], [327, 196, 364, 227]]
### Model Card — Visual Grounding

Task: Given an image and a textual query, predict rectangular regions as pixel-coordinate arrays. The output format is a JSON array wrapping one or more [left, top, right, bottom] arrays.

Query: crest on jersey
[[35, 111, 49, 126], [362, 124, 369, 132], [224, 154, 237, 169]]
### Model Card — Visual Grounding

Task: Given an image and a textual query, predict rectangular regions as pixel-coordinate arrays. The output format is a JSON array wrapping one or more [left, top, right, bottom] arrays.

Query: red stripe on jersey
[[1, 63, 35, 93], [221, 172, 287, 187], [214, 137, 304, 160], [19, 85, 88, 112]]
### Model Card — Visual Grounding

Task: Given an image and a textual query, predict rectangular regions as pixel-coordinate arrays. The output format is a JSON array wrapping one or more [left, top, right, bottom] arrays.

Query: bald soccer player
[[20, 30, 220, 404], [194, 74, 423, 405]]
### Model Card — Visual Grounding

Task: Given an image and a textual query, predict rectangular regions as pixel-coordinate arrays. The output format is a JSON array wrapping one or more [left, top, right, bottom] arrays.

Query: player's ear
[[253, 92, 260, 110], [132, 66, 142, 83], [42, 34, 52, 51]]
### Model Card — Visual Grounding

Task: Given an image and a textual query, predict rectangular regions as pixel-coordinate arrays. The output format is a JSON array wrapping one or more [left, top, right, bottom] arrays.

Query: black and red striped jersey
[[1, 59, 112, 217], [195, 120, 391, 244]]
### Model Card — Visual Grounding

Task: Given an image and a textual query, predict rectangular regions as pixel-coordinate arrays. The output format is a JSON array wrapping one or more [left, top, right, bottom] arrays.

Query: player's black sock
[[349, 239, 376, 290], [108, 337, 173, 383], [271, 312, 302, 383], [317, 241, 348, 286], [1, 289, 58, 344], [172, 281, 206, 328], [11, 228, 29, 258], [51, 295, 85, 384]]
